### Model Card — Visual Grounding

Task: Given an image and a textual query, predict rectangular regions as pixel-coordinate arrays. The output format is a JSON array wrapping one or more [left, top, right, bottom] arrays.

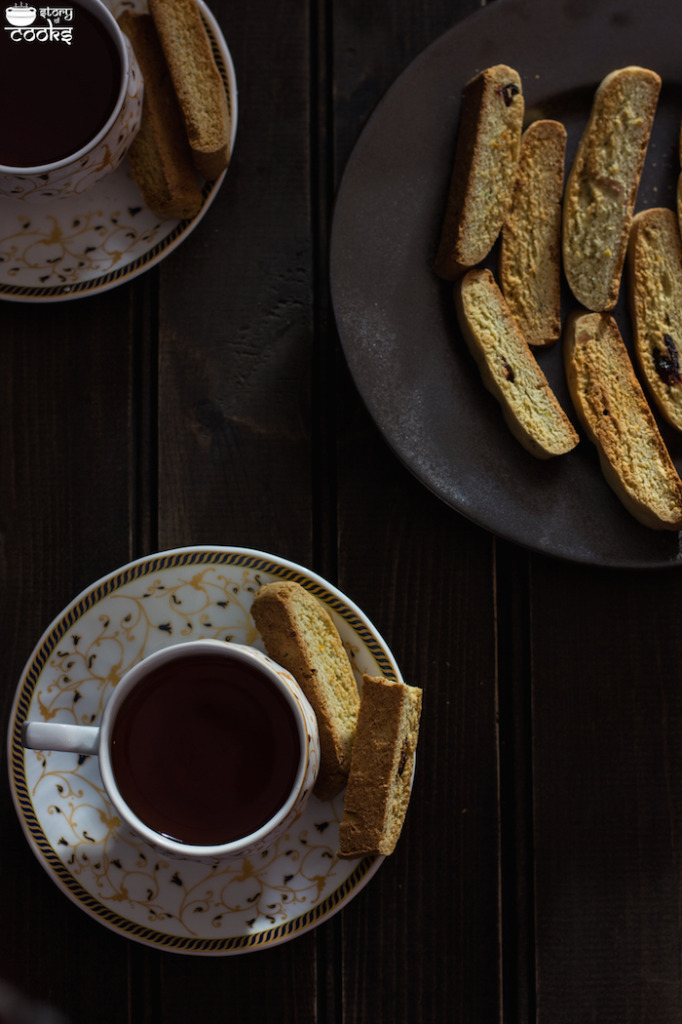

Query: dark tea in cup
[[0, 0, 123, 168], [23, 639, 320, 860], [109, 649, 302, 847]]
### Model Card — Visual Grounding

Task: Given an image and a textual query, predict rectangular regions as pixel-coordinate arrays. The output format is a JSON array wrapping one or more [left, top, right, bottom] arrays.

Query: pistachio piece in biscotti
[[454, 268, 579, 459], [628, 208, 682, 432], [434, 64, 525, 280]]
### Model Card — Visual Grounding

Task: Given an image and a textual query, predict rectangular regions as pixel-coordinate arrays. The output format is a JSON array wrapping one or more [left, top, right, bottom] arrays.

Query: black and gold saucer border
[[9, 546, 394, 954]]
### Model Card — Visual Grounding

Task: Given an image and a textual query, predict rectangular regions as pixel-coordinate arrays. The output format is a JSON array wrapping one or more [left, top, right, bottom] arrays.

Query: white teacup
[[0, 0, 143, 201], [23, 640, 320, 863]]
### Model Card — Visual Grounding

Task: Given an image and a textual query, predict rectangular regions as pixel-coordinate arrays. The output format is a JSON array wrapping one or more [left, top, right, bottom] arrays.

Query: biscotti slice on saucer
[[564, 311, 682, 530], [251, 581, 360, 800], [455, 268, 579, 458], [434, 64, 524, 280], [562, 66, 661, 311], [148, 0, 231, 181], [500, 119, 566, 348], [628, 208, 682, 432], [119, 13, 204, 220], [338, 675, 422, 859]]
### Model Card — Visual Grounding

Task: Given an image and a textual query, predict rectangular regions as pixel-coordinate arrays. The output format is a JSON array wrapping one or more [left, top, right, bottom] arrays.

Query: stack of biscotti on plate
[[436, 60, 682, 530], [560, 66, 682, 529], [435, 64, 578, 462], [251, 581, 422, 858], [120, 0, 232, 220]]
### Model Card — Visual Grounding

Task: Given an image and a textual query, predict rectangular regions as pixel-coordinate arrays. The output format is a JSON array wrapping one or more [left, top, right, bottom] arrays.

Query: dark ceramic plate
[[330, 0, 682, 568]]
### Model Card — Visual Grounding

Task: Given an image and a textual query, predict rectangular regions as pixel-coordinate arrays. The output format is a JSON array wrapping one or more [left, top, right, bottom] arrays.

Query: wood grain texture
[[156, 0, 315, 560], [331, 2, 500, 1018], [151, 0, 320, 1018], [0, 292, 139, 1021], [0, 1, 501, 1021], [531, 559, 682, 1023], [13, 1, 682, 1023]]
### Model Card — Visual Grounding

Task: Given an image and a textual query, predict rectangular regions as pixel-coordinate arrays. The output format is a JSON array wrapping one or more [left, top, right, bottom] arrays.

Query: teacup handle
[[22, 722, 99, 755]]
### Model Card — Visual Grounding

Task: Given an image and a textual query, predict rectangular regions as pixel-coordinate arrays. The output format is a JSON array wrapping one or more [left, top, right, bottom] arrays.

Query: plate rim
[[330, 0, 682, 569]]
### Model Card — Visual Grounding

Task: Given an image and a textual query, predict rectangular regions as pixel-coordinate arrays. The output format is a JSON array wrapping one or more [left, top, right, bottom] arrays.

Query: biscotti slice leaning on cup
[[251, 581, 360, 800], [119, 12, 204, 220], [564, 311, 682, 530], [500, 119, 566, 348], [562, 66, 661, 311], [338, 675, 423, 859], [455, 268, 579, 458], [434, 64, 524, 280], [628, 207, 682, 431], [148, 0, 231, 181]]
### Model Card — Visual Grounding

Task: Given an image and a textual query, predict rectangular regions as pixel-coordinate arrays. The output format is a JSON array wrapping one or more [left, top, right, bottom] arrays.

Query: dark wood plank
[[154, 0, 315, 563], [531, 559, 682, 1022], [150, 0, 323, 1019], [0, 287, 143, 1022], [331, 384, 500, 1022], [330, 2, 502, 1018]]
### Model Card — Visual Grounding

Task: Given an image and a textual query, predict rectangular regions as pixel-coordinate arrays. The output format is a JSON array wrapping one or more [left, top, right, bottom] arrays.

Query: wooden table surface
[[3, 0, 682, 1021]]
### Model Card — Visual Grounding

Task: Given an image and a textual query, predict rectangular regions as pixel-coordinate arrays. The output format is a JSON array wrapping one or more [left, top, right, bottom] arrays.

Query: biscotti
[[564, 311, 682, 529], [251, 581, 360, 800], [677, 121, 682, 249], [338, 675, 422, 859], [434, 64, 524, 280], [119, 12, 204, 220], [455, 268, 579, 458], [148, 0, 231, 181], [562, 66, 661, 311], [628, 208, 682, 432], [500, 119, 566, 347]]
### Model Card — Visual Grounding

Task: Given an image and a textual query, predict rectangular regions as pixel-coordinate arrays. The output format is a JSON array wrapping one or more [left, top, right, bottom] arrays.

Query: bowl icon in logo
[[6, 4, 37, 25]]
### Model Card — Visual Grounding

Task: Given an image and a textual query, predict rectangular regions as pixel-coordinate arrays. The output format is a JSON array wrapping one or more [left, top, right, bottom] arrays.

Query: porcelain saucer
[[0, 0, 237, 303], [7, 546, 401, 954]]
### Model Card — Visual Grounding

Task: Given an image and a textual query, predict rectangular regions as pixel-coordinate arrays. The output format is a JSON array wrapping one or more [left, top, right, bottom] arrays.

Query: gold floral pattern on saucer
[[8, 546, 402, 954], [0, 0, 237, 302]]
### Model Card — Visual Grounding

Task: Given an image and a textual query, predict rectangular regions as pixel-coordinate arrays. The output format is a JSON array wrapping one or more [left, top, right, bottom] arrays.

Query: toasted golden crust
[[455, 268, 579, 458], [677, 120, 682, 258], [251, 581, 360, 800], [148, 0, 231, 181], [434, 64, 524, 280], [500, 119, 566, 347], [119, 12, 203, 220], [628, 208, 682, 432], [564, 311, 682, 529], [562, 66, 661, 311], [338, 675, 422, 859]]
